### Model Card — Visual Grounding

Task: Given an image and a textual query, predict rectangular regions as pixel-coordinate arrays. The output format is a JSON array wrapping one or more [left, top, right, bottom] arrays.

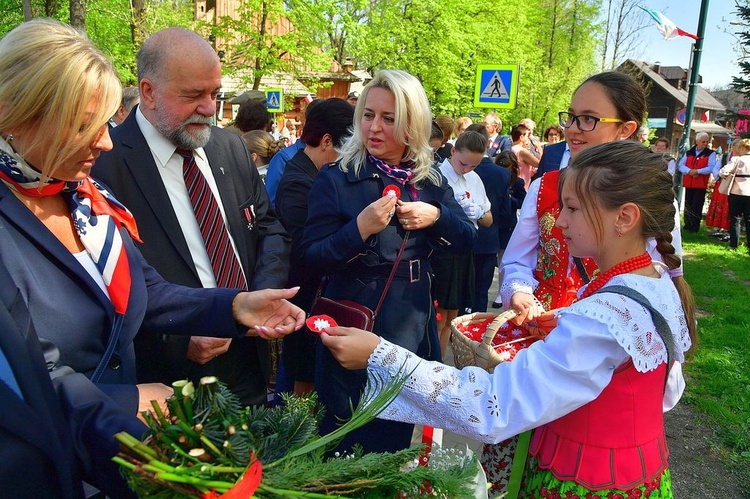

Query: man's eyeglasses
[[558, 111, 622, 132]]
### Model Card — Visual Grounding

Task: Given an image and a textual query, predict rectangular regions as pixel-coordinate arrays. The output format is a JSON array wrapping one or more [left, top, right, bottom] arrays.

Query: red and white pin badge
[[306, 315, 338, 333], [383, 185, 401, 199]]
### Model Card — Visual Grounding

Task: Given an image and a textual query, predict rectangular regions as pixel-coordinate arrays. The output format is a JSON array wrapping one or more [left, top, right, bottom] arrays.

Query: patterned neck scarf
[[0, 137, 140, 314], [368, 153, 419, 200]]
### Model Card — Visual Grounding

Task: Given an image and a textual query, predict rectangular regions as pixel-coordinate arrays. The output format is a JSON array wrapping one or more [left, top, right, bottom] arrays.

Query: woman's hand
[[509, 292, 546, 325], [320, 326, 381, 370], [232, 287, 305, 339], [395, 200, 440, 230], [356, 195, 398, 240]]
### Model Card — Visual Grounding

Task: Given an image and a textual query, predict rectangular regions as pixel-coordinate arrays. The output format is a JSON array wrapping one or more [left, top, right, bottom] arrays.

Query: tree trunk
[[130, 0, 148, 52], [45, 0, 59, 16], [22, 0, 32, 20], [70, 0, 85, 29]]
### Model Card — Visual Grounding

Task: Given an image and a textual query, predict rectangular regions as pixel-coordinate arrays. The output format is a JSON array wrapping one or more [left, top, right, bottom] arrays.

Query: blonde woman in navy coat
[[301, 70, 475, 454]]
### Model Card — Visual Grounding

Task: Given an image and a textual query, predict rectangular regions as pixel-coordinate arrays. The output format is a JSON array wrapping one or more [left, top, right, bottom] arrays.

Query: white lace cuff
[[499, 279, 536, 308]]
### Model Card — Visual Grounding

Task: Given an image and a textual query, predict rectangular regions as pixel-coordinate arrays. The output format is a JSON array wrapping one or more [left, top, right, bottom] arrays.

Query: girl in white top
[[321, 141, 696, 498], [433, 130, 492, 357]]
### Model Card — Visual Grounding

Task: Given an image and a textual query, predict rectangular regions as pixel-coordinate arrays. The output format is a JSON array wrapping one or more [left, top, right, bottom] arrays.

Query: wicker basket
[[451, 309, 538, 372]]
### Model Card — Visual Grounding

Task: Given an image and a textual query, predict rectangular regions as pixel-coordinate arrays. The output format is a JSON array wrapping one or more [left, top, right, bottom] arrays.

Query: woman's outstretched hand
[[232, 287, 305, 339], [320, 326, 380, 370]]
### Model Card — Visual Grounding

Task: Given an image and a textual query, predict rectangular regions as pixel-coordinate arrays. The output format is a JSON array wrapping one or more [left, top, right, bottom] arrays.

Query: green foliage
[[115, 374, 479, 497], [680, 226, 750, 480], [1, 0, 603, 138], [348, 0, 599, 127], [208, 0, 331, 91]]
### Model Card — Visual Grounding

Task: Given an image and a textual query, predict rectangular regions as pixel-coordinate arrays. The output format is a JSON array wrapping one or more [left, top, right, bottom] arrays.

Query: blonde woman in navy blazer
[[0, 20, 303, 417]]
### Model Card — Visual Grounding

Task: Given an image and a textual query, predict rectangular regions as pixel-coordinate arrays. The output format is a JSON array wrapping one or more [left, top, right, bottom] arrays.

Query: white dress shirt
[[135, 107, 246, 288], [439, 158, 491, 229]]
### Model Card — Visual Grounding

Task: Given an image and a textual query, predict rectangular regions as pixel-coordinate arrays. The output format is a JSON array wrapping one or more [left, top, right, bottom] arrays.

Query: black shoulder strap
[[573, 257, 591, 284], [592, 285, 676, 369]]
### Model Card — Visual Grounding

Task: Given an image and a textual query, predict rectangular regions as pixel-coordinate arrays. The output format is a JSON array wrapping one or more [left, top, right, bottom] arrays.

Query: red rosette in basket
[[450, 310, 559, 371]]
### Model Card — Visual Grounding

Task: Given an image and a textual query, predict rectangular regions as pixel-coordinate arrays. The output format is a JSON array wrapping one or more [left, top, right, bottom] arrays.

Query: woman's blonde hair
[[0, 19, 121, 178], [338, 69, 440, 186], [241, 130, 286, 166]]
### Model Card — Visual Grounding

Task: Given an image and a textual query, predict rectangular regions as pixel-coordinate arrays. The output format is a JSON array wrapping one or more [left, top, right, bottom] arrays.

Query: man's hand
[[233, 287, 305, 339], [186, 336, 232, 364]]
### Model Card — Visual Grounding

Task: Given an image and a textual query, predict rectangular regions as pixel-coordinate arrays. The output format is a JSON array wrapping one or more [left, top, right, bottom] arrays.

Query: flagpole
[[676, 0, 711, 205]]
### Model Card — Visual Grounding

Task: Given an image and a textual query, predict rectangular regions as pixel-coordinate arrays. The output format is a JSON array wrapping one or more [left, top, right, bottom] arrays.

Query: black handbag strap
[[373, 231, 409, 320], [592, 285, 676, 369], [311, 231, 410, 321]]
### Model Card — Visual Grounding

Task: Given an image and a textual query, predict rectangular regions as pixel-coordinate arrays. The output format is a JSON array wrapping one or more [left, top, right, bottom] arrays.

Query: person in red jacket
[[678, 132, 717, 233]]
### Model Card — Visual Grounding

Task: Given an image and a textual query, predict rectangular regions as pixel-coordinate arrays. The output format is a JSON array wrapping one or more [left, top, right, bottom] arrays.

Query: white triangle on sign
[[480, 72, 509, 99], [268, 93, 279, 108]]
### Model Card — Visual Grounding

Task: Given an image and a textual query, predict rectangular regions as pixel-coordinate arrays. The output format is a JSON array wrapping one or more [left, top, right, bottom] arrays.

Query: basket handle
[[481, 309, 519, 347]]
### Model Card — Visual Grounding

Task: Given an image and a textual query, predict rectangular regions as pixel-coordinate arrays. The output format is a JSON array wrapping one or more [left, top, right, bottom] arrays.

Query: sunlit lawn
[[680, 225, 750, 476]]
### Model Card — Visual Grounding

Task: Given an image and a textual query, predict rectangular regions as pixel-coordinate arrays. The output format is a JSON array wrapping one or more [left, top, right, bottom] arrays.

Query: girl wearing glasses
[[499, 71, 684, 324]]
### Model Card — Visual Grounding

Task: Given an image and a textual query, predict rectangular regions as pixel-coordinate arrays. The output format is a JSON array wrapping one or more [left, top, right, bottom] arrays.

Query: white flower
[[314, 318, 331, 330]]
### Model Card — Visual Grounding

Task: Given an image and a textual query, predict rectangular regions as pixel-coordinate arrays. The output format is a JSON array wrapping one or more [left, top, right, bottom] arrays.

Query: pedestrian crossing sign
[[265, 88, 283, 113], [474, 65, 519, 109]]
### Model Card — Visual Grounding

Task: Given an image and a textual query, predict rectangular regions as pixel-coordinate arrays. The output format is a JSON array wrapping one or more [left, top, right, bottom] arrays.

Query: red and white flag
[[640, 7, 698, 40]]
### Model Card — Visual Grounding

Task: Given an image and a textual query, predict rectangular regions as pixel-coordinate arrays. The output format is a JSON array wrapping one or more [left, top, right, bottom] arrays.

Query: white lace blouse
[[499, 177, 684, 309], [365, 268, 691, 445]]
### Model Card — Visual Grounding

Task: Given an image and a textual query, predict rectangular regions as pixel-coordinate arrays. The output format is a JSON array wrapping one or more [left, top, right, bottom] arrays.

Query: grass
[[679, 225, 750, 479]]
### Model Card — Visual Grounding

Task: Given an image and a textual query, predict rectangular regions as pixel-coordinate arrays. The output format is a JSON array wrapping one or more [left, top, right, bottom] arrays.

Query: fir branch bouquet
[[113, 372, 478, 498]]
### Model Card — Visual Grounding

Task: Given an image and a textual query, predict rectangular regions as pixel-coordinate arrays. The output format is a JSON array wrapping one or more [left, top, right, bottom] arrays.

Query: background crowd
[[0, 17, 743, 499]]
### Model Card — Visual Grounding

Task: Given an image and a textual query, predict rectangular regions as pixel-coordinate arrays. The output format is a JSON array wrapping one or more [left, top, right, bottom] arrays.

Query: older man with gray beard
[[93, 27, 290, 407]]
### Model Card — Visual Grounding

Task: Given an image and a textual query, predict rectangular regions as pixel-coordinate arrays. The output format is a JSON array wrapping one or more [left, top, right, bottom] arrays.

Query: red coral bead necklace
[[580, 252, 652, 299]]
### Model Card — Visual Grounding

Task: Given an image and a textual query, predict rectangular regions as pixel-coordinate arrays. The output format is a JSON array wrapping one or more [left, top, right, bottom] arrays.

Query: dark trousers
[[728, 194, 750, 248], [684, 187, 707, 232], [473, 253, 497, 313]]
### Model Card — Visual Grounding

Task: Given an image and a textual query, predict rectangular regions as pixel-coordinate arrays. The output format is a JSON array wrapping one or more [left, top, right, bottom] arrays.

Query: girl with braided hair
[[322, 140, 696, 498]]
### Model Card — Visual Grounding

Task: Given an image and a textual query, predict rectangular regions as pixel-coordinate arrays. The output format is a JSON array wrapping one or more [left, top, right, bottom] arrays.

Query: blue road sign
[[474, 65, 519, 109], [265, 88, 283, 113]]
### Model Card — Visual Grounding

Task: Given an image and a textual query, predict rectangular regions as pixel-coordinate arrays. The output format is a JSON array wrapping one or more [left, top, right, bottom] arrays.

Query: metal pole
[[676, 0, 711, 205]]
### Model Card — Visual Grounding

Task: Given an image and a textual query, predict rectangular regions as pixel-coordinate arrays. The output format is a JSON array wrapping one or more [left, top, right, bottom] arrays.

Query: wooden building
[[194, 0, 367, 129], [618, 59, 732, 153]]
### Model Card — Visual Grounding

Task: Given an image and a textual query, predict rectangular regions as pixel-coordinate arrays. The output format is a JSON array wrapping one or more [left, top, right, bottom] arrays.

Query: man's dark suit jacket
[[94, 109, 291, 406], [532, 141, 567, 182], [0, 258, 145, 498]]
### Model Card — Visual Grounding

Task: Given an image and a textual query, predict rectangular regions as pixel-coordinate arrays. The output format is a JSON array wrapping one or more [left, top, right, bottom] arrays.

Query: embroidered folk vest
[[681, 147, 713, 189], [528, 360, 669, 491], [534, 170, 597, 310]]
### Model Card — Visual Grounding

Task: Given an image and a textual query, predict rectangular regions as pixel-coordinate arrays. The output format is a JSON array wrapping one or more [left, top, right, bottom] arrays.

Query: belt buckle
[[409, 259, 420, 283]]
